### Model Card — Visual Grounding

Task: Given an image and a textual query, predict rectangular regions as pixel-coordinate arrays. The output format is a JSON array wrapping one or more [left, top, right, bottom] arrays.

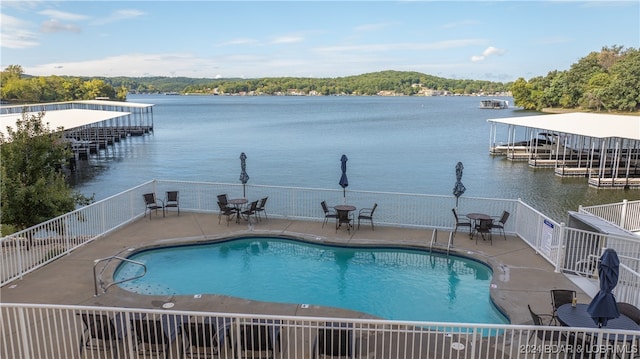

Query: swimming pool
[[115, 237, 508, 324]]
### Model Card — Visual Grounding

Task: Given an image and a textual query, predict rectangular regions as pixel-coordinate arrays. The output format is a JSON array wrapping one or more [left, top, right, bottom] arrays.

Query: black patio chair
[[452, 208, 472, 236], [235, 320, 280, 359], [217, 201, 235, 226], [550, 289, 576, 325], [255, 197, 269, 222], [241, 200, 259, 223], [491, 210, 510, 240], [130, 315, 172, 357], [336, 208, 353, 233], [321, 201, 337, 228], [527, 304, 567, 358], [312, 322, 355, 359], [78, 312, 121, 354], [617, 302, 640, 324], [357, 203, 377, 230], [143, 193, 164, 219], [217, 194, 229, 206], [165, 190, 179, 216], [474, 218, 493, 245], [182, 317, 230, 358]]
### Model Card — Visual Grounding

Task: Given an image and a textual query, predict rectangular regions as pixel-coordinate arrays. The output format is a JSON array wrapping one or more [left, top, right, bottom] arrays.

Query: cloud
[[41, 19, 81, 34], [91, 9, 144, 25], [441, 20, 480, 29], [354, 22, 396, 32], [23, 53, 213, 77], [217, 38, 259, 46], [316, 39, 483, 54], [1, 14, 39, 48], [38, 9, 89, 22], [471, 46, 506, 62], [270, 36, 304, 44]]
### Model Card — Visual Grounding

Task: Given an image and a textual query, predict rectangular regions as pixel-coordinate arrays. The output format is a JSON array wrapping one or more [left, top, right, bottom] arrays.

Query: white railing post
[[620, 199, 628, 229], [555, 222, 566, 273], [17, 307, 31, 359]]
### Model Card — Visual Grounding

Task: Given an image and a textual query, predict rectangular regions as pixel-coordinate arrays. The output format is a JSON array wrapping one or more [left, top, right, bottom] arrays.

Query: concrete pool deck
[[0, 211, 593, 326]]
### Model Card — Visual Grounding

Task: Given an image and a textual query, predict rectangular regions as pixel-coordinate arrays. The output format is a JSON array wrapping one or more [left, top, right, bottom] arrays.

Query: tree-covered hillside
[[1, 45, 638, 112], [180, 70, 510, 96], [511, 46, 639, 112]]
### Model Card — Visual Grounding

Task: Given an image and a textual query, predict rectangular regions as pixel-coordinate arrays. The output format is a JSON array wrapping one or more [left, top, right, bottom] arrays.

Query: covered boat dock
[[0, 100, 154, 159], [487, 113, 640, 189]]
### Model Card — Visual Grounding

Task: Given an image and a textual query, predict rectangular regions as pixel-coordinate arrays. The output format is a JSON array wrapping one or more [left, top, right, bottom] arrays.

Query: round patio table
[[228, 198, 248, 223], [466, 213, 492, 239], [334, 205, 356, 232], [557, 303, 639, 342]]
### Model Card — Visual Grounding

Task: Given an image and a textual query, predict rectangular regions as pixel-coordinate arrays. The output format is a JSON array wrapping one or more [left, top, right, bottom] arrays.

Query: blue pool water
[[115, 237, 508, 324]]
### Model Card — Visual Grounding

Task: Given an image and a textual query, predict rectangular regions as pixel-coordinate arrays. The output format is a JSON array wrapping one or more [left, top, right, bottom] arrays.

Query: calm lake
[[69, 94, 639, 222]]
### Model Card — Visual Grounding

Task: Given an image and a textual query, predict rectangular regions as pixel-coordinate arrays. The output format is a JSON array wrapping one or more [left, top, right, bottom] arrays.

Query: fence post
[[17, 306, 32, 359], [620, 199, 628, 229], [555, 222, 566, 273]]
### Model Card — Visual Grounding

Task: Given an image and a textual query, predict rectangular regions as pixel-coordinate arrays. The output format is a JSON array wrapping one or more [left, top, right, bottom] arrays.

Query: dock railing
[[3, 303, 639, 359], [580, 199, 640, 233]]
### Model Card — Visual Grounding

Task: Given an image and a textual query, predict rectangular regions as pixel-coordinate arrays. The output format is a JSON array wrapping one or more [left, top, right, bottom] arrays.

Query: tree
[[0, 111, 93, 237], [511, 78, 535, 110]]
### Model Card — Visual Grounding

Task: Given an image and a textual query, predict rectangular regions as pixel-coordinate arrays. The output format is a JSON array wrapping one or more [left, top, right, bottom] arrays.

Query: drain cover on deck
[[162, 302, 175, 309], [451, 342, 465, 351]]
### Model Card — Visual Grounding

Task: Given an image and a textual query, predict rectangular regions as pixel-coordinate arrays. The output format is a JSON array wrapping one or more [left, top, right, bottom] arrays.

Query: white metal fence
[[2, 181, 640, 358], [580, 200, 640, 234], [2, 180, 640, 303], [2, 303, 638, 359]]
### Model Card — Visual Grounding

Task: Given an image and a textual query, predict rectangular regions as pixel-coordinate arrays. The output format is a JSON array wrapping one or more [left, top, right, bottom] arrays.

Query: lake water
[[69, 94, 638, 222]]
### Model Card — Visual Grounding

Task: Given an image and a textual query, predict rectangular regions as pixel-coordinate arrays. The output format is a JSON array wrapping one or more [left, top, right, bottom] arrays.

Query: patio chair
[[241, 200, 259, 223], [452, 208, 472, 236], [217, 194, 229, 206], [312, 322, 355, 359], [617, 302, 640, 324], [474, 218, 493, 245], [336, 208, 353, 233], [357, 203, 377, 230], [131, 316, 172, 357], [143, 193, 165, 219], [235, 320, 280, 359], [182, 317, 229, 358], [255, 197, 269, 222], [527, 304, 567, 357], [321, 201, 337, 228], [550, 289, 576, 325], [217, 201, 235, 226], [165, 191, 179, 216], [616, 302, 640, 354], [78, 312, 121, 354], [491, 210, 510, 240]]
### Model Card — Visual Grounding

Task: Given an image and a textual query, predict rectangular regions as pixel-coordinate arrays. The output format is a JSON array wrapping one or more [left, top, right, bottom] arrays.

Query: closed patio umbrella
[[239, 152, 249, 198], [453, 162, 466, 208], [339, 154, 349, 201], [587, 248, 620, 327]]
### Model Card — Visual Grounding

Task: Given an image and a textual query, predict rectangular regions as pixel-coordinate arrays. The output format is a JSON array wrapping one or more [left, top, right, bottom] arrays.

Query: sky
[[1, 1, 638, 82]]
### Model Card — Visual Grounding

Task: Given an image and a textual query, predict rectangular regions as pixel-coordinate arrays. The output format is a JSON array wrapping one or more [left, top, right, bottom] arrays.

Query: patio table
[[557, 303, 639, 342], [334, 205, 356, 232], [228, 198, 248, 223]]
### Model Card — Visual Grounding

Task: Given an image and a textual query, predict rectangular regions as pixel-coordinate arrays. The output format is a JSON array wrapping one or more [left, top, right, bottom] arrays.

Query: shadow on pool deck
[[1, 211, 591, 325]]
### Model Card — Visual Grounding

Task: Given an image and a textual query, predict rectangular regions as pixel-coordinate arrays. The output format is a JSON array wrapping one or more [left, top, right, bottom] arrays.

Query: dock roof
[[0, 109, 131, 137], [487, 113, 640, 141]]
